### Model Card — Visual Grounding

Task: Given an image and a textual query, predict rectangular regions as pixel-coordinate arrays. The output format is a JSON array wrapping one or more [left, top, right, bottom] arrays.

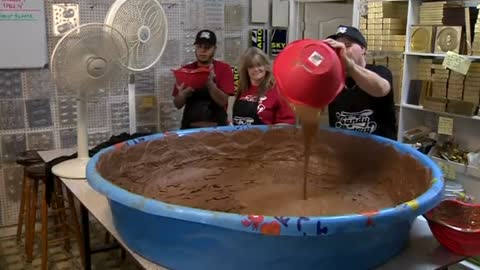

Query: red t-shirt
[[237, 84, 296, 125], [172, 60, 235, 96]]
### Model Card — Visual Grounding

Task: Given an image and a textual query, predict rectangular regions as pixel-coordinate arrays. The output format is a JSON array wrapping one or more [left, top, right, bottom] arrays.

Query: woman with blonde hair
[[232, 47, 295, 125]]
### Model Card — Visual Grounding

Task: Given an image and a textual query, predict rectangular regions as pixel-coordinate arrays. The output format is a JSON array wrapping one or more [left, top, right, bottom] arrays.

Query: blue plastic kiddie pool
[[86, 125, 444, 270]]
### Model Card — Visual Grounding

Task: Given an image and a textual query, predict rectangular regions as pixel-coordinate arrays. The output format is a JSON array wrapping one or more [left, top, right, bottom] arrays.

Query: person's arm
[[324, 38, 391, 97], [347, 63, 391, 97], [173, 83, 194, 109], [206, 74, 228, 107], [207, 63, 235, 107]]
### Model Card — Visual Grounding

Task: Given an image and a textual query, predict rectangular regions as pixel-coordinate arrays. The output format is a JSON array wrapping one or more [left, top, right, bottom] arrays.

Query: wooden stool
[[24, 163, 85, 270], [15, 151, 42, 248]]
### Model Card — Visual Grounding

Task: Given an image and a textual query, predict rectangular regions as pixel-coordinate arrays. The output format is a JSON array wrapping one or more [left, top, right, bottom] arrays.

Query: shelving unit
[[404, 51, 480, 59], [399, 0, 480, 138], [368, 1, 480, 269], [398, 0, 480, 188]]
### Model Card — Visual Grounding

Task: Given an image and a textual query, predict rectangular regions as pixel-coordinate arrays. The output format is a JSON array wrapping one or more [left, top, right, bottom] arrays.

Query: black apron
[[232, 98, 264, 125], [181, 87, 227, 129]]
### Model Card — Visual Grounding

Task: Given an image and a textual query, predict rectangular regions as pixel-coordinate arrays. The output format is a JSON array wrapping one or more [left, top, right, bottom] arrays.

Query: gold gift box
[[417, 62, 431, 68], [467, 67, 480, 73], [422, 97, 447, 112], [383, 18, 405, 24], [420, 12, 444, 17], [431, 91, 447, 99], [464, 87, 480, 94], [390, 35, 406, 41], [382, 40, 404, 47], [463, 96, 480, 103], [410, 25, 433, 53], [383, 46, 404, 52], [431, 64, 447, 70], [448, 83, 464, 90], [449, 79, 465, 85], [463, 90, 479, 96], [465, 91, 480, 98], [448, 94, 463, 101], [434, 26, 462, 54], [432, 85, 448, 92], [450, 71, 465, 77], [432, 76, 449, 82], [417, 76, 432, 81], [383, 23, 406, 30], [417, 66, 432, 71], [379, 2, 408, 11], [383, 29, 405, 35], [418, 70, 432, 75], [463, 89, 479, 94], [447, 100, 477, 116]]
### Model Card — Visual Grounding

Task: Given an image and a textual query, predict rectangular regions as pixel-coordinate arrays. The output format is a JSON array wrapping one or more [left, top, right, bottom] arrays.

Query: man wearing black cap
[[324, 25, 397, 140], [173, 29, 235, 129]]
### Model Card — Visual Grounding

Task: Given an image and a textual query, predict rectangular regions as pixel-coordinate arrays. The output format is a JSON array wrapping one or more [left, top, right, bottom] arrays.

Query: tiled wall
[[0, 0, 274, 227]]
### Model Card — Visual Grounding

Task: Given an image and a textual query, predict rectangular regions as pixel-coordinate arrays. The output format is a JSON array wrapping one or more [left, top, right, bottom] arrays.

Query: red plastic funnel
[[172, 66, 210, 89], [273, 39, 345, 108]]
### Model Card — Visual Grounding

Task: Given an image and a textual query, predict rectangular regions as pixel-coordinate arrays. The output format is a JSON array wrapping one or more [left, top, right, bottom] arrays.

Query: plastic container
[[172, 66, 210, 89], [273, 39, 345, 108], [86, 125, 444, 270], [424, 199, 480, 256]]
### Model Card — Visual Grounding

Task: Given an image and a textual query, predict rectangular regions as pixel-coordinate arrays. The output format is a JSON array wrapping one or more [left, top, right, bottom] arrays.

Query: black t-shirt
[[328, 64, 397, 140]]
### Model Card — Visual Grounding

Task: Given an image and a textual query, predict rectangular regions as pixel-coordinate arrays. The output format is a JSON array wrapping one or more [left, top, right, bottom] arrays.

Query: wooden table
[[39, 149, 470, 270]]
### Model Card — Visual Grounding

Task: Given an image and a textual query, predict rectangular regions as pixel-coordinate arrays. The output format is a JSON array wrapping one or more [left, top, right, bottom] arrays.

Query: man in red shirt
[[173, 30, 235, 129]]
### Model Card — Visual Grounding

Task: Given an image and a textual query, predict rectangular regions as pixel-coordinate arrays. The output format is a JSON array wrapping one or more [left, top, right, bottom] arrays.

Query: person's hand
[[176, 82, 194, 98], [323, 38, 355, 74], [206, 65, 216, 89]]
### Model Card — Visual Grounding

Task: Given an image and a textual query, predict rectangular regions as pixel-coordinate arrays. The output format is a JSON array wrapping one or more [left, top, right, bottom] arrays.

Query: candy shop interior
[[0, 0, 480, 270]]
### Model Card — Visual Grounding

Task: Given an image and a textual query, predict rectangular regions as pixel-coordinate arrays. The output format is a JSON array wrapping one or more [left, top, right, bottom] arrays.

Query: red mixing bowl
[[273, 39, 345, 109], [424, 199, 480, 256], [172, 66, 210, 89]]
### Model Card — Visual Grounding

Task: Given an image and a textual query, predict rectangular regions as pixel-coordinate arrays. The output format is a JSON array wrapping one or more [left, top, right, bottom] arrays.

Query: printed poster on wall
[[270, 29, 287, 57], [251, 28, 268, 54]]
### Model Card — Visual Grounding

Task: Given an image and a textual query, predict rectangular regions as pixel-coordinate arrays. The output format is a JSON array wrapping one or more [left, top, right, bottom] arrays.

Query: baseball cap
[[194, 30, 217, 46], [327, 25, 367, 48]]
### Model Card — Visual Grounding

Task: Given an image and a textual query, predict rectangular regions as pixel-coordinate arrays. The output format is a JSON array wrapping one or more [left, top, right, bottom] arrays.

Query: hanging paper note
[[437, 116, 453, 135], [442, 51, 471, 75]]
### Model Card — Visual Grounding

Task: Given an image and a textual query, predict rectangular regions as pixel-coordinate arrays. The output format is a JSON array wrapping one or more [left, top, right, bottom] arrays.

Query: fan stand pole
[[52, 94, 90, 179], [128, 73, 137, 134]]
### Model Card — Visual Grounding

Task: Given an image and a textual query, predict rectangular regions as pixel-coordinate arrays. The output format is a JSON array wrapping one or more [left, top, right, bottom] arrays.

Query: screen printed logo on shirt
[[335, 109, 377, 134]]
